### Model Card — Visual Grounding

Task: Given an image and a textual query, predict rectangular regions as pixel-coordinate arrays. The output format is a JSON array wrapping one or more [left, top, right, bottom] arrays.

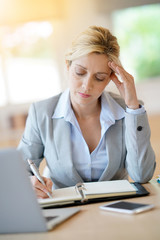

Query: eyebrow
[[75, 64, 110, 75], [75, 64, 87, 70]]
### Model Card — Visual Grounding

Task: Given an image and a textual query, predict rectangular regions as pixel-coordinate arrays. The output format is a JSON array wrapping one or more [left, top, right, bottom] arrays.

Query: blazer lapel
[[53, 118, 83, 184], [99, 120, 123, 181]]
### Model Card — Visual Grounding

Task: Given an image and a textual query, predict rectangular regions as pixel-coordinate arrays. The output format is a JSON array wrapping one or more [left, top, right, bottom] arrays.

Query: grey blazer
[[18, 92, 156, 189]]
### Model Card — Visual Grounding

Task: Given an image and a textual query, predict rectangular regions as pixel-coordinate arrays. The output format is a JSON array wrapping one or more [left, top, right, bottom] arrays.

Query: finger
[[116, 66, 134, 83], [43, 177, 53, 193], [110, 72, 122, 88], [108, 61, 121, 75], [35, 188, 49, 199], [109, 61, 132, 82], [30, 176, 51, 195]]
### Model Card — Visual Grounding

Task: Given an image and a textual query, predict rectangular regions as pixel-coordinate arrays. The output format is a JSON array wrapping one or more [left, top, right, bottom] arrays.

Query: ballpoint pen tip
[[27, 159, 32, 165]]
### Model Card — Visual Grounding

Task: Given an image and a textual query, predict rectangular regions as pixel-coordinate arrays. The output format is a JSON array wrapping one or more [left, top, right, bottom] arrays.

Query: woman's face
[[67, 53, 112, 108]]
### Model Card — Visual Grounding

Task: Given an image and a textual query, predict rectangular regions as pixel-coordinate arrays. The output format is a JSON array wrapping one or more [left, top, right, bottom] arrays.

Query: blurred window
[[112, 4, 160, 82], [0, 21, 61, 106]]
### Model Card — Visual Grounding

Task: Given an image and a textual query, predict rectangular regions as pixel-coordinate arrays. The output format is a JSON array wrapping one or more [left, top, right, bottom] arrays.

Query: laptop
[[0, 148, 80, 234]]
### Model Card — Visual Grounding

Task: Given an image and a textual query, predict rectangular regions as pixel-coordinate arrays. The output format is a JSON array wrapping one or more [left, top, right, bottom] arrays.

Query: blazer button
[[137, 126, 143, 131]]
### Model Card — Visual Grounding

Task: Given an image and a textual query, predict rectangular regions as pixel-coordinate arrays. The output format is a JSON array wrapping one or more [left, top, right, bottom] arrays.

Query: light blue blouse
[[52, 89, 145, 182]]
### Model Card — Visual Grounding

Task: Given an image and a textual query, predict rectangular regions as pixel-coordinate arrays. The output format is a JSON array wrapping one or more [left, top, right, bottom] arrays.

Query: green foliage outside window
[[113, 4, 160, 82]]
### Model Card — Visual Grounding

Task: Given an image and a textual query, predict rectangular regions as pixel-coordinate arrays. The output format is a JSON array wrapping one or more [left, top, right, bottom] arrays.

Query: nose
[[82, 76, 93, 92]]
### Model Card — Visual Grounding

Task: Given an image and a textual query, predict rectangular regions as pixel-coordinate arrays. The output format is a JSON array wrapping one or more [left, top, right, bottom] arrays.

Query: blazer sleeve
[[124, 111, 156, 183], [17, 103, 44, 170]]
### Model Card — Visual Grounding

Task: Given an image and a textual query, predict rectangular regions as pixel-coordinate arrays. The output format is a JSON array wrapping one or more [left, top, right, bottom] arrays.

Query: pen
[[27, 159, 52, 198]]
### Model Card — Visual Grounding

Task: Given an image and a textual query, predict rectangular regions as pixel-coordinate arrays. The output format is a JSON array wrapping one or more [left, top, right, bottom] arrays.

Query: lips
[[78, 92, 91, 98]]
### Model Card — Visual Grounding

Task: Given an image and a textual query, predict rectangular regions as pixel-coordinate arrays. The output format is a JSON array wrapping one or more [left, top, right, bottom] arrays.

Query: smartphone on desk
[[100, 201, 154, 214]]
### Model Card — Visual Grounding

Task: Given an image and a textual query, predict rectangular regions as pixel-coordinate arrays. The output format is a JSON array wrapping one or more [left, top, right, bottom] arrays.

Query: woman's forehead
[[72, 53, 110, 72]]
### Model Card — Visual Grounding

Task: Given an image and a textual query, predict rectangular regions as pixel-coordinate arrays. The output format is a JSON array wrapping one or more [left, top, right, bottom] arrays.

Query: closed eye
[[75, 65, 87, 76], [76, 72, 86, 76], [95, 77, 105, 81], [95, 73, 108, 81]]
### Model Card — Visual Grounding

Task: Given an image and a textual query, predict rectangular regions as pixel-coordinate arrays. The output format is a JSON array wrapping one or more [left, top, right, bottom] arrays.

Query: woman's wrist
[[126, 102, 140, 110]]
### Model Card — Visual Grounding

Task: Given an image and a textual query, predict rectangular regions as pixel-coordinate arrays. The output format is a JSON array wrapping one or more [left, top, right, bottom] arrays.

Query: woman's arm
[[108, 61, 139, 109], [125, 111, 156, 183], [18, 103, 53, 198], [108, 61, 156, 183], [18, 103, 44, 166]]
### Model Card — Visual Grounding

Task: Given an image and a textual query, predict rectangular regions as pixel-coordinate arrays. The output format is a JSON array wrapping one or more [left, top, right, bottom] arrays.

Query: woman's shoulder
[[30, 92, 62, 117], [35, 93, 62, 107], [106, 91, 126, 109]]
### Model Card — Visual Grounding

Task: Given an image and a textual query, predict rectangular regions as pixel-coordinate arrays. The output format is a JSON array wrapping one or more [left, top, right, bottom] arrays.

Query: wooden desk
[[1, 180, 160, 240]]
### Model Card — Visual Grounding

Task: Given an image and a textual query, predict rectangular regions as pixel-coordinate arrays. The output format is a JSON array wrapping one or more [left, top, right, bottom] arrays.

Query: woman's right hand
[[30, 176, 53, 199]]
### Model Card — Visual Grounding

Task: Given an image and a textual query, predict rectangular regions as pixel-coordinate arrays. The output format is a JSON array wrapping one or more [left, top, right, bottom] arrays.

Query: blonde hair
[[65, 26, 122, 66]]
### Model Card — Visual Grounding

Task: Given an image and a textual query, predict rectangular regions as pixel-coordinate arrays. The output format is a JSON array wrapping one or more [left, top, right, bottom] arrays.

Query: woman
[[18, 26, 155, 199]]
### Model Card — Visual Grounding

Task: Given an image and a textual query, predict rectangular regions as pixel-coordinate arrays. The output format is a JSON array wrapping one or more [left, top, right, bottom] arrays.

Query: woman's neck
[[71, 98, 101, 120]]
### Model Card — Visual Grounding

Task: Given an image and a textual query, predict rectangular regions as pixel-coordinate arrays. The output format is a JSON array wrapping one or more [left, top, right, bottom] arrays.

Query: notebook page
[[83, 180, 136, 197], [38, 186, 81, 206]]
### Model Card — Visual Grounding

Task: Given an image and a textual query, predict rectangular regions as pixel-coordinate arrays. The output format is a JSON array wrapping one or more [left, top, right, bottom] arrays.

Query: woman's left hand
[[108, 61, 139, 109]]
